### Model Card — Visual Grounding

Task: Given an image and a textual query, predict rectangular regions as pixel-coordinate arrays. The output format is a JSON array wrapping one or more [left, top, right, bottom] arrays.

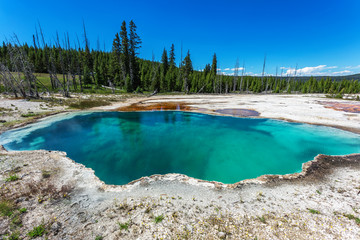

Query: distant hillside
[[280, 73, 360, 82]]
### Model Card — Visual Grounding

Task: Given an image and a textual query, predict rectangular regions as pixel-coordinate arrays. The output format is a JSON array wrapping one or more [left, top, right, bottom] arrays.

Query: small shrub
[[42, 170, 51, 178], [26, 181, 40, 196], [135, 86, 143, 93], [5, 175, 19, 182], [60, 184, 73, 198], [28, 224, 46, 238], [334, 93, 343, 99], [11, 214, 22, 226], [344, 214, 360, 224], [8, 231, 20, 240], [145, 207, 151, 214], [21, 113, 39, 118], [0, 200, 14, 217], [257, 216, 266, 223], [68, 100, 111, 109], [154, 214, 164, 224], [95, 236, 103, 240], [344, 214, 355, 220], [19, 208, 27, 213], [0, 107, 12, 112], [308, 209, 320, 214], [118, 221, 129, 231], [41, 184, 57, 199]]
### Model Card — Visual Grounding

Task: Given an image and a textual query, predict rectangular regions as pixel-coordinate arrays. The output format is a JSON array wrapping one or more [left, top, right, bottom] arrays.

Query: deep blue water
[[0, 111, 359, 185]]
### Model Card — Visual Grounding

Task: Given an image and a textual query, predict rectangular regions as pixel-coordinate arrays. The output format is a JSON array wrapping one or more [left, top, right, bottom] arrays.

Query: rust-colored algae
[[114, 101, 262, 119], [115, 101, 194, 111], [320, 101, 360, 113]]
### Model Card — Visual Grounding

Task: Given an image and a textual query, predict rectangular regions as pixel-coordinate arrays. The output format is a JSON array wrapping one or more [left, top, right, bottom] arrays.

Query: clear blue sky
[[1, 0, 360, 76]]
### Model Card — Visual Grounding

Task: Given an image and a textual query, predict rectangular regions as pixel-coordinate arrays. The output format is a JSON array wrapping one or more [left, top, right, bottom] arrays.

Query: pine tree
[[109, 33, 121, 86], [128, 20, 142, 92], [211, 53, 217, 92], [120, 21, 129, 86], [182, 50, 193, 93], [211, 53, 217, 75], [161, 48, 169, 75], [93, 54, 101, 87], [83, 23, 93, 85], [160, 48, 169, 91], [169, 44, 175, 67]]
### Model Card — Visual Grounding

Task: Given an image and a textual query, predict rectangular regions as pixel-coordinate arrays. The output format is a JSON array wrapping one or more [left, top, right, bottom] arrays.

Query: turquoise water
[[0, 111, 359, 185]]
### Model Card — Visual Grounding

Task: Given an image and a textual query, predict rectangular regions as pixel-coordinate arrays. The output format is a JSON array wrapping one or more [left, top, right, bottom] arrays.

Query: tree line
[[0, 21, 359, 98]]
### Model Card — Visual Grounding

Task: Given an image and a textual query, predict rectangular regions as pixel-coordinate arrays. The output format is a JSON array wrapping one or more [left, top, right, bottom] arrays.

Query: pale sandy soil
[[0, 93, 360, 239], [0, 93, 126, 134], [0, 97, 66, 123]]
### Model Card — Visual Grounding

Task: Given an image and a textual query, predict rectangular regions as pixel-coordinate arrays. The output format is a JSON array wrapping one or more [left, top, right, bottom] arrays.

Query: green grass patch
[[68, 99, 111, 109], [154, 214, 164, 224], [19, 208, 27, 213], [5, 175, 19, 182], [11, 214, 22, 226], [7, 231, 20, 240], [0, 200, 15, 217], [21, 113, 39, 118], [118, 221, 129, 231], [0, 107, 12, 112], [2, 120, 22, 127], [344, 214, 356, 220], [28, 224, 46, 238], [257, 215, 266, 223], [344, 214, 360, 224], [95, 236, 103, 240], [308, 209, 320, 214]]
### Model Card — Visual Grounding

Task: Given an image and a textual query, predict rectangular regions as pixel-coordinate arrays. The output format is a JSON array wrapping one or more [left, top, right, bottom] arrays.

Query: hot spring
[[0, 111, 359, 185]]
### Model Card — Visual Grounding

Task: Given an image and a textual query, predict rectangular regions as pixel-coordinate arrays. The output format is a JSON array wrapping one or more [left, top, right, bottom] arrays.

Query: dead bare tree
[[150, 52, 160, 95], [240, 61, 245, 93], [37, 23, 56, 91], [55, 32, 70, 97], [0, 63, 24, 97], [76, 35, 84, 92], [37, 23, 65, 93], [0, 36, 44, 98], [219, 71, 222, 94], [280, 68, 283, 93], [233, 58, 239, 92], [274, 66, 278, 92], [261, 55, 266, 93], [286, 72, 291, 93], [286, 64, 297, 93], [292, 64, 298, 93], [225, 76, 228, 93], [67, 32, 77, 91]]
